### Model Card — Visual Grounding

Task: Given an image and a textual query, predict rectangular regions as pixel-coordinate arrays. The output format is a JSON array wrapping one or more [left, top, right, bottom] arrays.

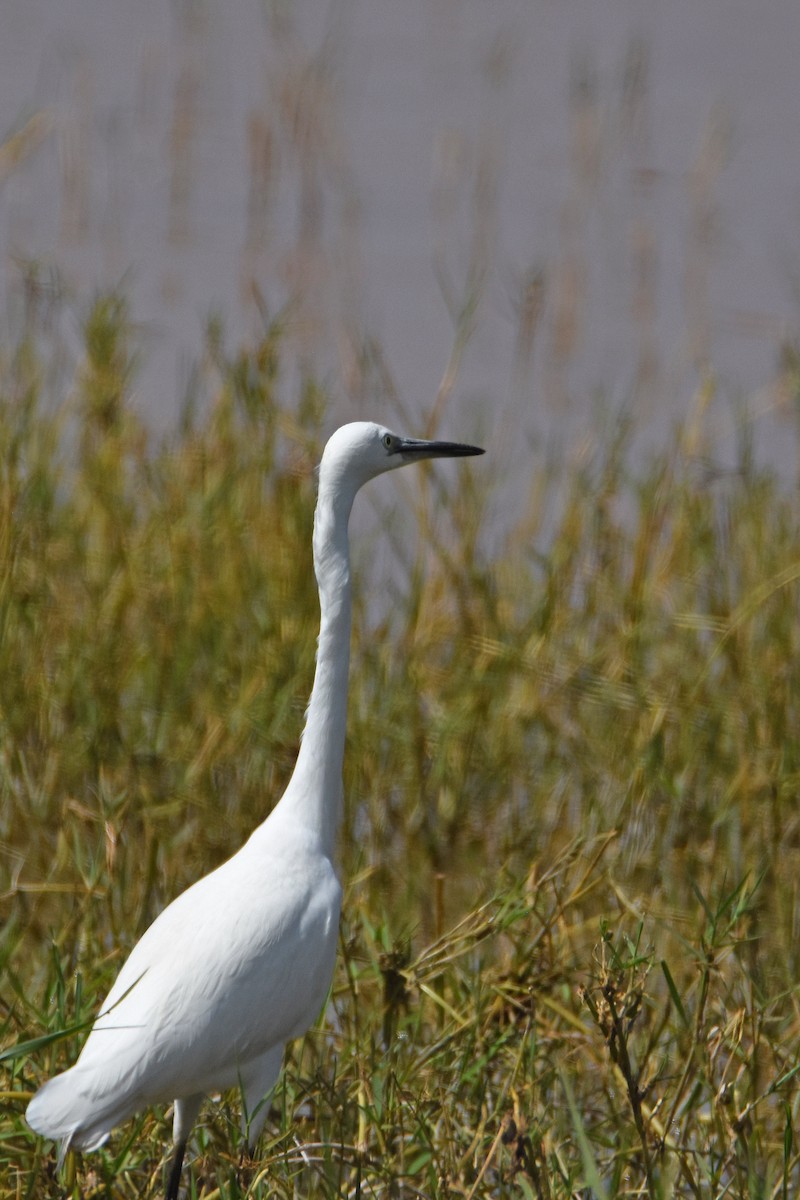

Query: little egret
[[26, 421, 483, 1198]]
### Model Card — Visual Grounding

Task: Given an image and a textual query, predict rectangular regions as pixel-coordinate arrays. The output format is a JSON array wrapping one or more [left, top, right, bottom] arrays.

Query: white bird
[[26, 421, 483, 1198]]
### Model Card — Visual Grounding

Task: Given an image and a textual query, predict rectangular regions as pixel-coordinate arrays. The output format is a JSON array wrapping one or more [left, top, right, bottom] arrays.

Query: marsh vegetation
[[1, 296, 799, 1198]]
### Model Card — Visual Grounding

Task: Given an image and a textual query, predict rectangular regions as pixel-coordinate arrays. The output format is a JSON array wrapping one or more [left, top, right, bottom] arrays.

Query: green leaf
[[660, 960, 689, 1029], [560, 1070, 608, 1200]]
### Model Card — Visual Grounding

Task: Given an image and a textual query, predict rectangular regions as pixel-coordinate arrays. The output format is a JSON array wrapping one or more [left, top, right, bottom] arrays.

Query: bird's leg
[[238, 1143, 256, 1193], [239, 1043, 284, 1151], [166, 1093, 203, 1200], [165, 1139, 187, 1200]]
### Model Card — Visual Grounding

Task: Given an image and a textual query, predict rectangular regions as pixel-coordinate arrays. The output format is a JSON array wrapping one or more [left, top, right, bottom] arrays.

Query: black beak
[[395, 437, 484, 459]]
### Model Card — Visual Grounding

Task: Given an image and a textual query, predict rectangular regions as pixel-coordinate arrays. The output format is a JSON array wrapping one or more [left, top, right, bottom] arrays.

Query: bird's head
[[319, 421, 484, 496]]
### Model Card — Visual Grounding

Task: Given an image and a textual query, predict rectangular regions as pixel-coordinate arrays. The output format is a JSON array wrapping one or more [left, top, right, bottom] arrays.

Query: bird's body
[[31, 818, 341, 1151], [26, 421, 483, 1196]]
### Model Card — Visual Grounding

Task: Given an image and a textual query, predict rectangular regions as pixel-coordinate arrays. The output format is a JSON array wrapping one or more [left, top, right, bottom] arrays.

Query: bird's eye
[[382, 433, 394, 449]]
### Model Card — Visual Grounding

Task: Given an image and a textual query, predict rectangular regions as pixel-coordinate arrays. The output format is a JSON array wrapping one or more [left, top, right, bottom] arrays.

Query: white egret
[[26, 421, 484, 1198]]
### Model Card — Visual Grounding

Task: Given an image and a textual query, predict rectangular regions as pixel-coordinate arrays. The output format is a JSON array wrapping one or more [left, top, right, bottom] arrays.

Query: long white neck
[[271, 469, 359, 857]]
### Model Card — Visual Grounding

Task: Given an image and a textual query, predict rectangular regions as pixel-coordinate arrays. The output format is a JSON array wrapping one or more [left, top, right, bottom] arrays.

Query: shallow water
[[2, 0, 799, 478]]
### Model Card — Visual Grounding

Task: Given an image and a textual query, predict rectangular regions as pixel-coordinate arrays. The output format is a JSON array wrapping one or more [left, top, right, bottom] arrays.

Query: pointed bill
[[394, 436, 484, 460]]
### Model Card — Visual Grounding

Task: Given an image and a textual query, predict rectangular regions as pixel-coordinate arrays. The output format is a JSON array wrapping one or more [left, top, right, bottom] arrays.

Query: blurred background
[[3, 0, 800, 476]]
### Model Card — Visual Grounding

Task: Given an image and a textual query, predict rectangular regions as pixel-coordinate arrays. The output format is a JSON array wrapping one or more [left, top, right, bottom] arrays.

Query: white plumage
[[27, 421, 483, 1198]]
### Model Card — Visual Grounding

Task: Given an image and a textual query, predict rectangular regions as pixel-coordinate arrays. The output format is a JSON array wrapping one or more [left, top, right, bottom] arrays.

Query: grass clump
[[1, 296, 800, 1197]]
